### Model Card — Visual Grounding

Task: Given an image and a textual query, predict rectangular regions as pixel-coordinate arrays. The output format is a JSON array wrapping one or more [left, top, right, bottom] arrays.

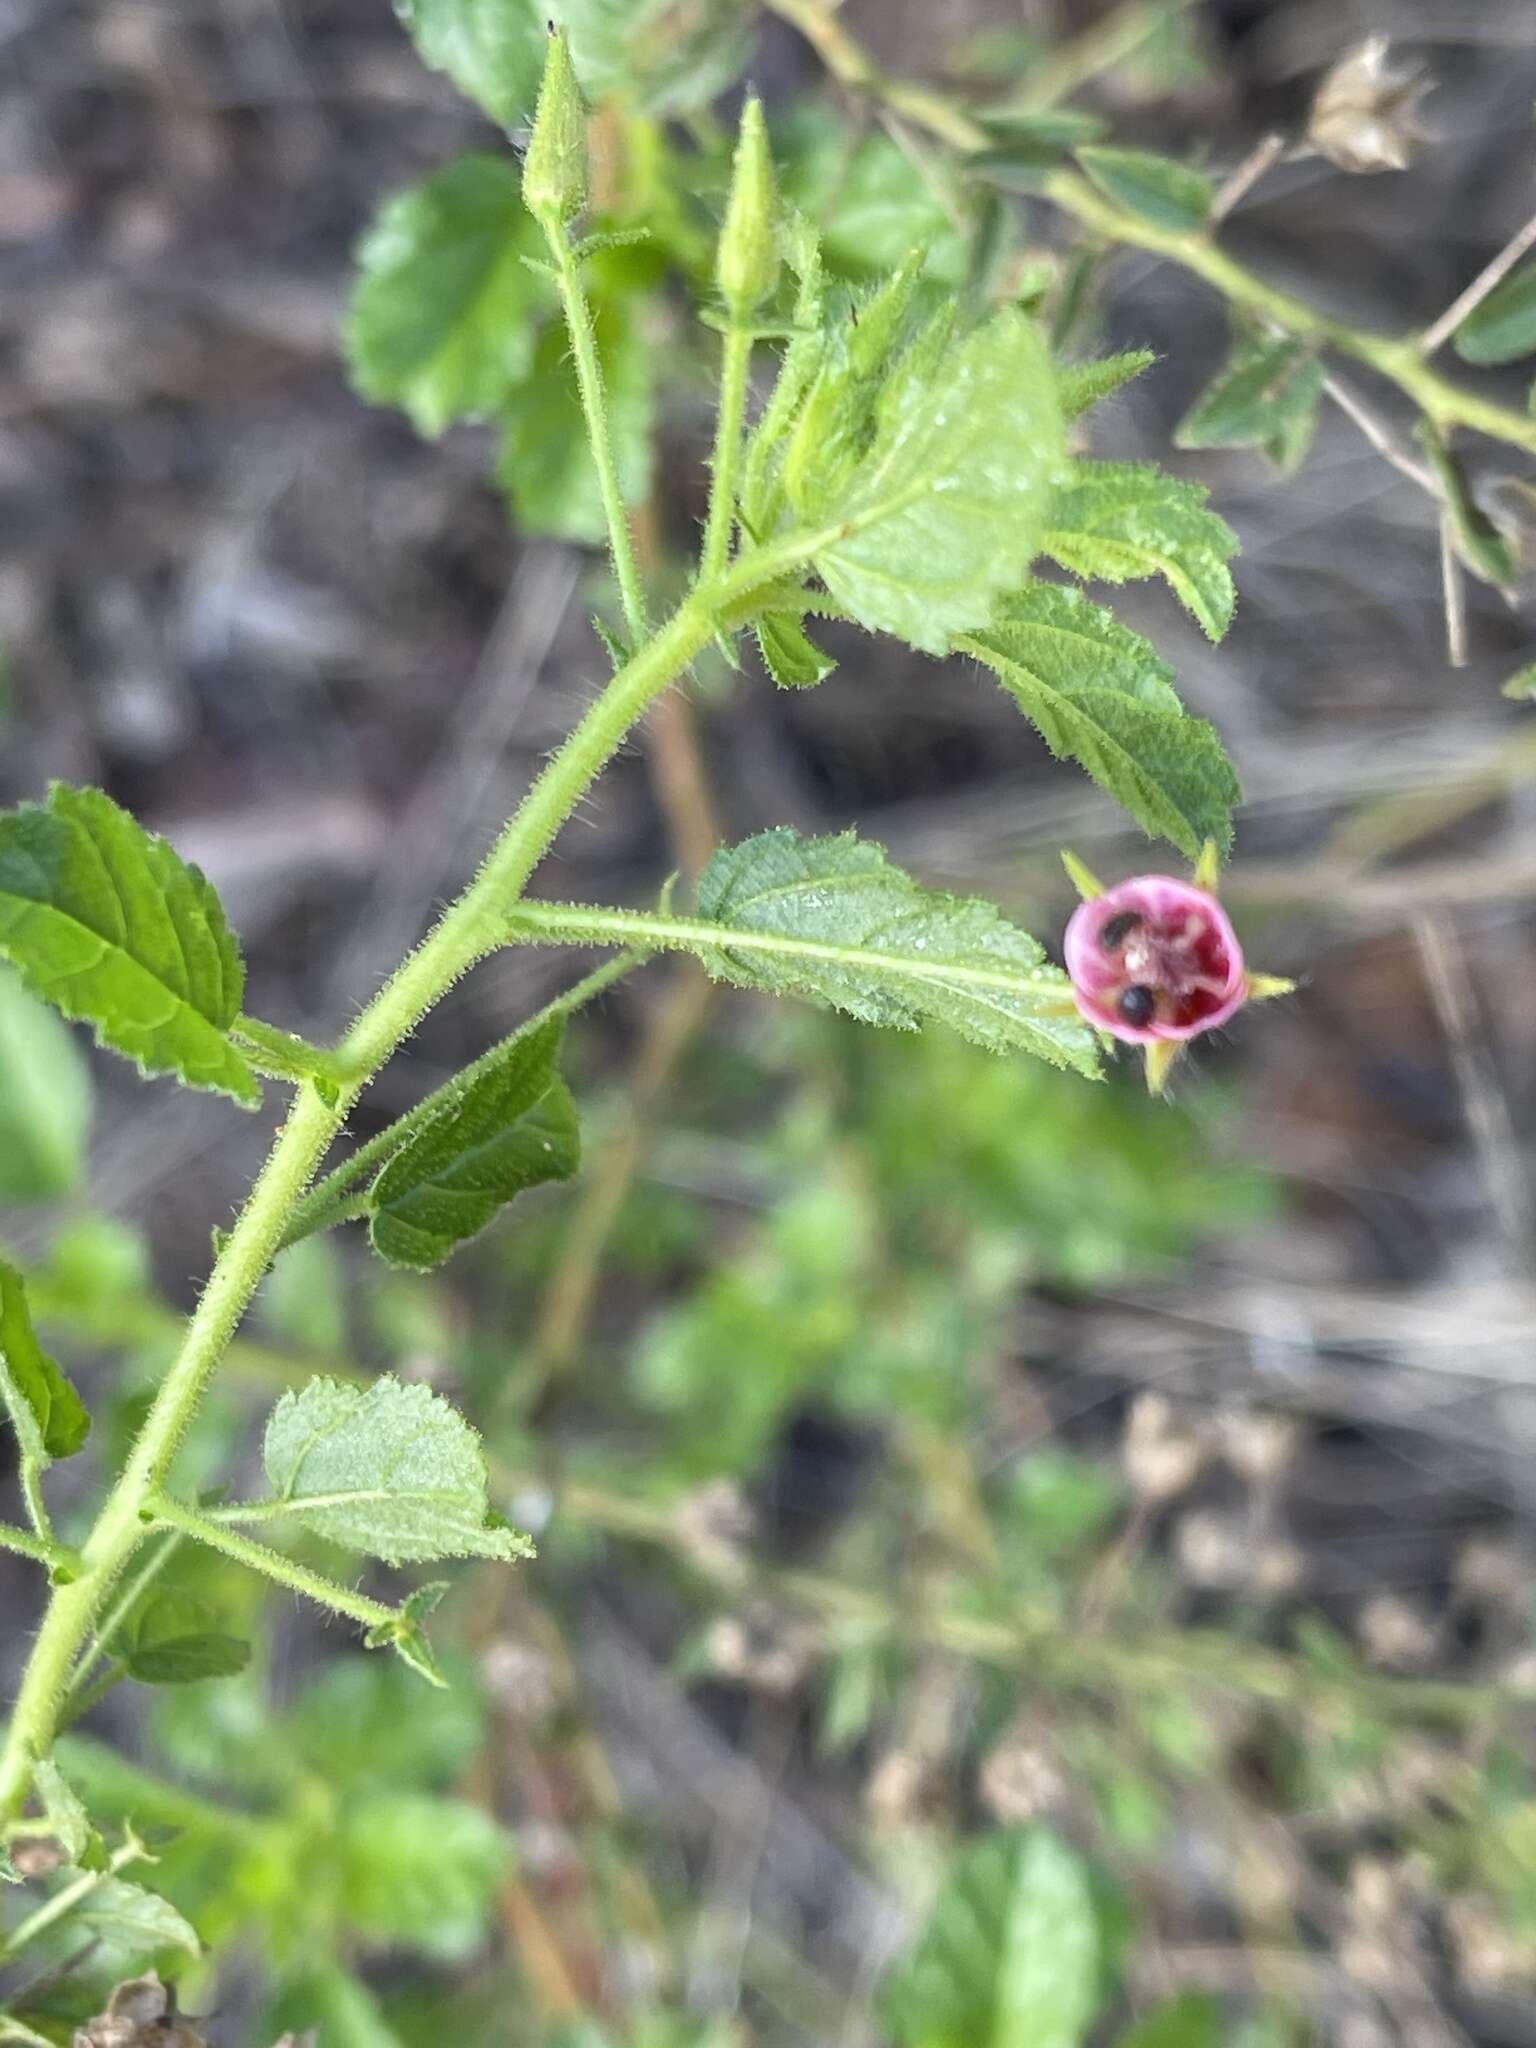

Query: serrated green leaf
[[364, 1579, 452, 1689], [261, 1375, 534, 1564], [368, 1016, 580, 1271], [1114, 1991, 1224, 2048], [32, 1757, 91, 1864], [788, 308, 1068, 653], [1041, 461, 1238, 639], [0, 967, 92, 1202], [1076, 146, 1212, 233], [0, 784, 257, 1105], [1057, 350, 1155, 420], [694, 829, 1098, 1073], [1502, 660, 1536, 701], [777, 112, 965, 283], [339, 1792, 510, 1962], [1453, 260, 1536, 367], [345, 155, 543, 438], [960, 582, 1240, 855], [393, 0, 544, 124], [1175, 333, 1322, 465], [113, 1591, 251, 1685], [496, 293, 654, 543], [879, 1826, 1101, 2048], [755, 612, 837, 688], [552, 0, 752, 116], [57, 1871, 200, 1962], [0, 1259, 89, 1462]]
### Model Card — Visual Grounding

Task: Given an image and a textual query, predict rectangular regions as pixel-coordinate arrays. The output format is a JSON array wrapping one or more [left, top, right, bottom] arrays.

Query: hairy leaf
[[261, 1375, 534, 1563], [368, 1017, 580, 1270], [60, 1871, 200, 1961], [392, 0, 542, 123], [788, 308, 1068, 653], [345, 155, 543, 437], [0, 1258, 89, 1462], [961, 583, 1239, 855], [0, 966, 92, 1201], [33, 1757, 91, 1864], [113, 1591, 251, 1685], [879, 1827, 1101, 2048], [1076, 145, 1212, 233], [1175, 333, 1322, 467], [1041, 461, 1238, 639], [694, 829, 1098, 1073], [1453, 260, 1536, 367], [1056, 350, 1155, 420], [0, 784, 257, 1105], [756, 612, 837, 688], [497, 295, 654, 543]]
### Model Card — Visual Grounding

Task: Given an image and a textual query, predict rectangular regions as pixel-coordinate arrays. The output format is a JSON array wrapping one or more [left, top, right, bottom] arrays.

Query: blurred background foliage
[[3, 0, 1536, 2043]]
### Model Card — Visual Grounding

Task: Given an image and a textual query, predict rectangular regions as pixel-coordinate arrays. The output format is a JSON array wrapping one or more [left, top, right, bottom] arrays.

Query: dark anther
[[1100, 910, 1144, 949], [1118, 985, 1157, 1027]]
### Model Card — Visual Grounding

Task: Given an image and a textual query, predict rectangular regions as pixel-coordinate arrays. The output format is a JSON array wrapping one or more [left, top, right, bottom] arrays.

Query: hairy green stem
[[700, 322, 754, 586], [0, 571, 740, 1824], [543, 215, 650, 646], [146, 1498, 398, 1633], [0, 1521, 74, 1574]]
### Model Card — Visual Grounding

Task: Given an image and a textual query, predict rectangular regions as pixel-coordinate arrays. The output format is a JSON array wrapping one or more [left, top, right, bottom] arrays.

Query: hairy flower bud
[[523, 28, 587, 225], [717, 95, 779, 317], [1308, 37, 1431, 175]]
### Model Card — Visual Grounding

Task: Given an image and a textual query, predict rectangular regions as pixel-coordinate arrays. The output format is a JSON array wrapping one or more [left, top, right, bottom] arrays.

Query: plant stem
[[1419, 204, 1536, 358], [764, 0, 1536, 459], [543, 214, 650, 646], [0, 577, 733, 1826], [0, 1521, 74, 1574], [280, 952, 640, 1251], [0, 1837, 145, 1962], [232, 1016, 343, 1088], [700, 322, 754, 586], [148, 1496, 399, 1633]]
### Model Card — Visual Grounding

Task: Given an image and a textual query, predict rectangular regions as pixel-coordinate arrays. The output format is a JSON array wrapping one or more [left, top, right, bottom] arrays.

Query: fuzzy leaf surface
[[1041, 461, 1237, 639], [1175, 333, 1322, 464], [392, 0, 544, 125], [756, 613, 837, 688], [1056, 350, 1155, 420], [262, 1375, 533, 1564], [0, 1258, 89, 1462], [694, 830, 1097, 1073], [880, 1826, 1101, 2048], [787, 308, 1068, 654], [0, 784, 256, 1105], [345, 155, 542, 437], [1076, 146, 1212, 232], [961, 582, 1240, 855], [368, 1017, 580, 1271]]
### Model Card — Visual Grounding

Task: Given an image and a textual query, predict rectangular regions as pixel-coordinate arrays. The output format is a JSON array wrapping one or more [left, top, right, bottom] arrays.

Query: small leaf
[[114, 1591, 251, 1685], [61, 1871, 200, 1961], [33, 1757, 91, 1864], [496, 293, 654, 543], [365, 1581, 451, 1688], [879, 1825, 1101, 2048], [0, 967, 92, 1202], [961, 582, 1240, 855], [1042, 461, 1238, 639], [694, 829, 1098, 1073], [368, 1017, 580, 1271], [1114, 1991, 1224, 2048], [1501, 660, 1536, 701], [1418, 424, 1519, 590], [0, 1259, 89, 1462], [1057, 350, 1156, 420], [967, 109, 1107, 188], [1175, 333, 1323, 467], [345, 155, 544, 438], [1453, 260, 1536, 367], [0, 784, 257, 1106], [261, 1375, 534, 1564], [1076, 145, 1213, 233], [788, 307, 1068, 654], [756, 612, 837, 688], [391, 0, 545, 126]]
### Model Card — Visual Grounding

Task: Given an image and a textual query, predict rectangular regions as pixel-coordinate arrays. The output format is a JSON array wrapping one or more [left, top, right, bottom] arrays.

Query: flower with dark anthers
[[1062, 845, 1292, 1093]]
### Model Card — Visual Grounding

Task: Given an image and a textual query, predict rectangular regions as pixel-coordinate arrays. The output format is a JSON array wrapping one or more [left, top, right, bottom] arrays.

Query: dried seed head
[[10, 1832, 66, 1878], [865, 1747, 929, 1831], [1308, 37, 1432, 175], [1064, 875, 1247, 1045], [1123, 1392, 1206, 1502], [671, 1478, 756, 1582], [1174, 1508, 1248, 1589], [1358, 1593, 1437, 1670], [1252, 1539, 1306, 1598], [1218, 1409, 1300, 1485], [978, 1726, 1069, 1825], [1445, 1893, 1535, 1994], [707, 1602, 817, 1695], [73, 1974, 210, 2048], [1454, 1535, 1528, 1610]]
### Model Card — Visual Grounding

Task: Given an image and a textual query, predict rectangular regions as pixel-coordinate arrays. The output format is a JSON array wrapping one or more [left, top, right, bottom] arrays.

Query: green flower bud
[[523, 28, 587, 226], [716, 96, 779, 318]]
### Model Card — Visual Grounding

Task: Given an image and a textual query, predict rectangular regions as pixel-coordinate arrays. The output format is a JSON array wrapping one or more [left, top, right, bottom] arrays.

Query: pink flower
[[1065, 874, 1247, 1044]]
